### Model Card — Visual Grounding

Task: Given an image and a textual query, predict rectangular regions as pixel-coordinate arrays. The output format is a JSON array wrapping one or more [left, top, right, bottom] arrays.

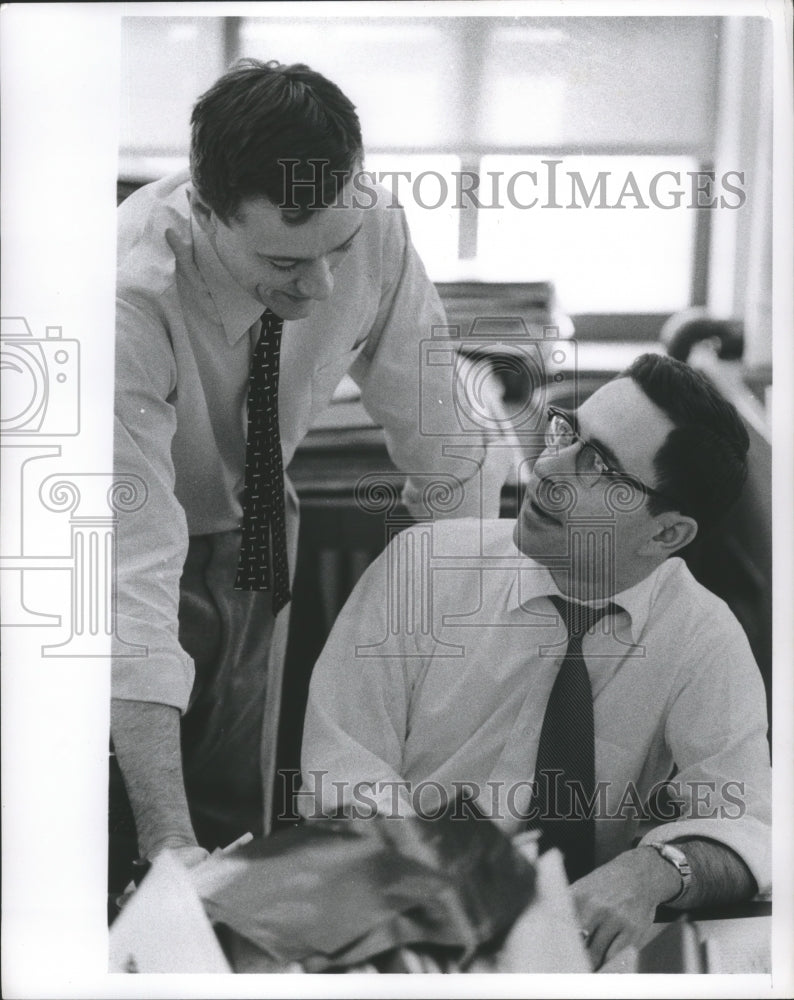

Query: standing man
[[300, 354, 771, 968], [112, 59, 507, 873]]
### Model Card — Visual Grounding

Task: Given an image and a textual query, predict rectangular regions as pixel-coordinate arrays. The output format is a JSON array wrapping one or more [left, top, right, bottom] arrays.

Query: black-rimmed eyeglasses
[[544, 406, 678, 505]]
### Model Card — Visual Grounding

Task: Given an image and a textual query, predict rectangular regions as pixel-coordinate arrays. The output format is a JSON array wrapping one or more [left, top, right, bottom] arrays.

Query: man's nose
[[296, 257, 334, 300]]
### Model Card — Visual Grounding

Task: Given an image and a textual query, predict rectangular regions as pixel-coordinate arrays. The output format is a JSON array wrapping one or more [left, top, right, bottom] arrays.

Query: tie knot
[[549, 595, 618, 639], [261, 309, 284, 337]]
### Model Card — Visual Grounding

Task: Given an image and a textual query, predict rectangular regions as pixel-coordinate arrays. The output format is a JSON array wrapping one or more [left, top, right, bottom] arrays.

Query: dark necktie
[[529, 596, 617, 883], [234, 309, 291, 615]]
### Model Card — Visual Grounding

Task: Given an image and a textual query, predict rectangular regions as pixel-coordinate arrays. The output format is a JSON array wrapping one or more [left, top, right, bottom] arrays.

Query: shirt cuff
[[112, 622, 195, 712]]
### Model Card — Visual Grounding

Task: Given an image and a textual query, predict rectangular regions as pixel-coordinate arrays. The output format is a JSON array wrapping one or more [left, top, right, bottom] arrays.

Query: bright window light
[[475, 156, 698, 313]]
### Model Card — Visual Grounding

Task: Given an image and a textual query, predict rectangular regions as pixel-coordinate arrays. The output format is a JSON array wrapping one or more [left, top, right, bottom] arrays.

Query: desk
[[599, 906, 771, 974], [110, 848, 771, 975], [694, 914, 771, 973]]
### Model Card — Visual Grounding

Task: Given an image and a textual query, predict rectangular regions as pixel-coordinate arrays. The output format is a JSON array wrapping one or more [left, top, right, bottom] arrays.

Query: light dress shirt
[[113, 169, 487, 711], [300, 518, 772, 892]]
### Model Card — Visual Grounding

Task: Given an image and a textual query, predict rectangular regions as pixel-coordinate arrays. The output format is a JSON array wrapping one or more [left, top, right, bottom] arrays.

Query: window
[[474, 155, 698, 313], [119, 18, 226, 155], [120, 15, 735, 316]]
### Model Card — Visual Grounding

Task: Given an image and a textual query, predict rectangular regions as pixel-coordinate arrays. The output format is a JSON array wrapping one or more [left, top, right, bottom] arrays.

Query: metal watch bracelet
[[645, 841, 693, 904]]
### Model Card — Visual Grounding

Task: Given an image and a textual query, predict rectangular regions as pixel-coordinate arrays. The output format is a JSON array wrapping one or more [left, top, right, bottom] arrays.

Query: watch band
[[646, 841, 693, 903]]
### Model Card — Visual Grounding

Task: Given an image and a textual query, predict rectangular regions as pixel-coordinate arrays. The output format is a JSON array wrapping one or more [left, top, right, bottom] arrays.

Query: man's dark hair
[[190, 58, 363, 225], [620, 353, 750, 530]]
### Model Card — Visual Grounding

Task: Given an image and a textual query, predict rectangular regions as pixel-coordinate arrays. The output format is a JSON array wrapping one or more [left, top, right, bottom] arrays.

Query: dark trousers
[[109, 531, 276, 891]]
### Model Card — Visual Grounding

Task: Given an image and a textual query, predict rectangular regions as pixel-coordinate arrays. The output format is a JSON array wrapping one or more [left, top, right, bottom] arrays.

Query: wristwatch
[[646, 841, 693, 903]]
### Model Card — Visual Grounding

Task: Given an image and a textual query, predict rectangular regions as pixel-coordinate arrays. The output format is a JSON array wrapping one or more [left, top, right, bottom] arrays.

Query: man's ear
[[640, 513, 698, 557], [187, 189, 217, 235]]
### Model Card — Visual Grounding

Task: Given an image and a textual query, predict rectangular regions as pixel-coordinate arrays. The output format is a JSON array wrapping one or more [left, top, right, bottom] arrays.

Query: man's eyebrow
[[259, 222, 364, 263]]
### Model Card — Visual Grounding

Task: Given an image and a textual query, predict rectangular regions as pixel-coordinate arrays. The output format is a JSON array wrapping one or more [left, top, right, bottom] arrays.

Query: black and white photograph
[[2, 1, 793, 995]]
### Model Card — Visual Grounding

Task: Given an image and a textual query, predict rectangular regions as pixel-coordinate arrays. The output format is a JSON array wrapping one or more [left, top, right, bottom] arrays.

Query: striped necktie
[[234, 309, 291, 615], [528, 596, 617, 883]]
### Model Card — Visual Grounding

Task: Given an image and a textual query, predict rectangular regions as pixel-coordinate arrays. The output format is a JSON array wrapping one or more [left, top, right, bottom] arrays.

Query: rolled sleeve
[[639, 622, 772, 893], [112, 296, 194, 711]]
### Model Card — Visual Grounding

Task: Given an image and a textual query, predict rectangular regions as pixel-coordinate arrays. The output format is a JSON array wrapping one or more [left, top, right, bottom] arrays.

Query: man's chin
[[277, 302, 316, 320], [259, 289, 318, 321], [513, 516, 561, 564]]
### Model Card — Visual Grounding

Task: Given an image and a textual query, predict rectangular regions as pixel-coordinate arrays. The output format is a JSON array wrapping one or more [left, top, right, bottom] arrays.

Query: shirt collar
[[505, 539, 665, 642], [603, 564, 662, 641], [190, 201, 265, 346]]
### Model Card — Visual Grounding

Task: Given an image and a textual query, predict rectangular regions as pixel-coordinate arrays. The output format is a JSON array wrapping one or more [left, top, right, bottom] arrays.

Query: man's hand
[[115, 842, 212, 913], [570, 847, 681, 970]]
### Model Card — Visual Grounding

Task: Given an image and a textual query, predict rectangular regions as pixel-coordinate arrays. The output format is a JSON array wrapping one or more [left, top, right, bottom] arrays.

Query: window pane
[[475, 156, 697, 313], [478, 18, 719, 152], [239, 19, 466, 148], [120, 17, 226, 155]]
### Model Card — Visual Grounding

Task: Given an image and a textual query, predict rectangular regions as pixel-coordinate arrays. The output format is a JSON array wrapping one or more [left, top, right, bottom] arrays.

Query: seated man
[[299, 353, 771, 969]]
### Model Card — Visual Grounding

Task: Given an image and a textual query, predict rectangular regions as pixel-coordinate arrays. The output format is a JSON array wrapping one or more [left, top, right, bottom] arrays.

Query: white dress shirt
[[300, 518, 772, 892]]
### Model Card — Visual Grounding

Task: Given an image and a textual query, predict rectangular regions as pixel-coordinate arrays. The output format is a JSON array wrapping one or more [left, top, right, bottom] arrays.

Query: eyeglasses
[[544, 406, 677, 504]]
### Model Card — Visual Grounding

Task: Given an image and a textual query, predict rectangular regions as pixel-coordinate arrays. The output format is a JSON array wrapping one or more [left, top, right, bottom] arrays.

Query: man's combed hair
[[190, 58, 363, 224], [621, 353, 750, 531]]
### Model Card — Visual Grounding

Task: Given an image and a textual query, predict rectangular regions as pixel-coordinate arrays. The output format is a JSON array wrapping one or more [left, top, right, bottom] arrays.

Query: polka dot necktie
[[528, 596, 618, 883], [234, 309, 292, 615]]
